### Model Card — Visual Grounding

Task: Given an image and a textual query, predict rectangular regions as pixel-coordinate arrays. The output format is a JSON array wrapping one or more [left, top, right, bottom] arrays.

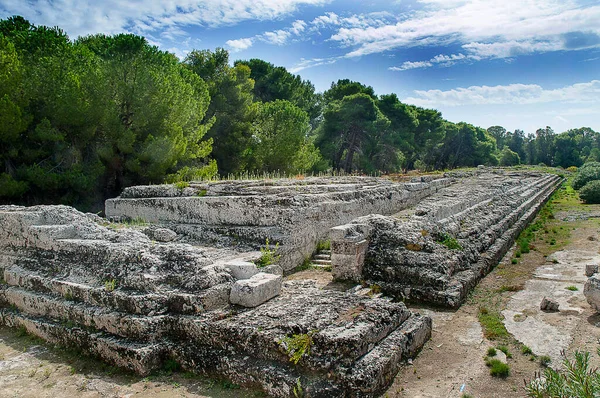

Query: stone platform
[[329, 170, 562, 307], [0, 205, 431, 397]]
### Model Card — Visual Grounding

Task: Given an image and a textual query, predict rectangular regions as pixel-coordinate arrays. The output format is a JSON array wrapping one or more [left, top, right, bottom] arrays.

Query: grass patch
[[104, 279, 117, 292], [521, 345, 533, 355], [487, 347, 497, 357], [478, 307, 509, 340], [565, 285, 578, 291], [486, 358, 510, 378], [497, 345, 512, 358], [539, 355, 552, 367]]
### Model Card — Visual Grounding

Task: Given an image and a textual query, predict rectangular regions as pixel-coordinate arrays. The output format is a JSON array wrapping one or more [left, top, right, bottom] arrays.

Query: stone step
[[312, 259, 332, 265], [0, 309, 166, 376], [314, 254, 331, 260], [318, 249, 331, 255]]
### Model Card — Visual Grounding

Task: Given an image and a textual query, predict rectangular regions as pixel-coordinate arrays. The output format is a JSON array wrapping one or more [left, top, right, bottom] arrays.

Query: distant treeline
[[1, 16, 598, 211]]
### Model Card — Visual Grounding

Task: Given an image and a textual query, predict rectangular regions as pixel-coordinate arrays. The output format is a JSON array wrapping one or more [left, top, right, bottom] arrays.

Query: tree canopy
[[1, 16, 598, 212]]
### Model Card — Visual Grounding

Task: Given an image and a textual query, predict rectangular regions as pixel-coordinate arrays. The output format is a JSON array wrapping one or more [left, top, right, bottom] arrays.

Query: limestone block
[[584, 275, 600, 312], [586, 264, 598, 277], [331, 240, 369, 282], [224, 260, 260, 280], [143, 227, 177, 242], [230, 273, 282, 307], [260, 264, 284, 276]]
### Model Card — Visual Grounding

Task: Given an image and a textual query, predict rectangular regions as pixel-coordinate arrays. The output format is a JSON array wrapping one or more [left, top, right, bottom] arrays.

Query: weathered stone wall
[[105, 176, 453, 271], [0, 205, 431, 397], [330, 170, 562, 308]]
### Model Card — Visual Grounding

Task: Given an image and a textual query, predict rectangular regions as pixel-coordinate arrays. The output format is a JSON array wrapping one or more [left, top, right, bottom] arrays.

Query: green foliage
[[486, 359, 510, 378], [565, 285, 578, 291], [316, 240, 331, 251], [522, 345, 533, 355], [500, 147, 521, 166], [293, 377, 304, 398], [525, 349, 600, 397], [579, 180, 600, 204], [104, 279, 116, 292], [174, 181, 190, 190], [487, 347, 497, 357], [438, 233, 462, 250], [280, 332, 314, 365], [478, 307, 509, 340], [539, 355, 552, 367], [497, 345, 512, 358], [573, 162, 600, 190], [255, 238, 280, 268]]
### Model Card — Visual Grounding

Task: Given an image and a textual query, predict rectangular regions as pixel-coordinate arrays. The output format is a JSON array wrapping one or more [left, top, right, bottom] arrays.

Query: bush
[[573, 163, 600, 190], [526, 349, 600, 397], [579, 180, 600, 204], [486, 359, 510, 377]]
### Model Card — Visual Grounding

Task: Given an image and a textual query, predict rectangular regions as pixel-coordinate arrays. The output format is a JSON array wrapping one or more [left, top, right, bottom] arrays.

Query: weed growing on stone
[[174, 181, 190, 190], [316, 239, 330, 251], [197, 189, 207, 197], [255, 238, 280, 268], [438, 233, 462, 250], [280, 332, 315, 365], [486, 358, 510, 378], [104, 279, 117, 292], [63, 291, 75, 301], [293, 377, 304, 398], [565, 285, 578, 291], [487, 347, 497, 357]]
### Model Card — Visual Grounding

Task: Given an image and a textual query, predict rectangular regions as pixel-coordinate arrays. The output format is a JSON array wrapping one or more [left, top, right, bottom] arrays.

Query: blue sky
[[1, 0, 599, 134]]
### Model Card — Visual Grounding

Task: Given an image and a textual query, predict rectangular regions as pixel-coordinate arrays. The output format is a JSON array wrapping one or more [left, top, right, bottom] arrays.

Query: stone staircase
[[311, 249, 332, 269]]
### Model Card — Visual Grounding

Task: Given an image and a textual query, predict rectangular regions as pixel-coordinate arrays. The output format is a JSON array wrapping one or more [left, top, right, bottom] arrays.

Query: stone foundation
[[330, 170, 562, 308], [105, 176, 452, 271], [0, 204, 431, 397]]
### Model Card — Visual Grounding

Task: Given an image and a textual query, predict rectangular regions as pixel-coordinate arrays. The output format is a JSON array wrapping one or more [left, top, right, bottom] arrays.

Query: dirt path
[[1, 190, 599, 398]]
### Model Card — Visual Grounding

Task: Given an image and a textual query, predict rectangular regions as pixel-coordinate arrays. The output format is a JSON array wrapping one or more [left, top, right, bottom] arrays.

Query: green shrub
[[566, 166, 578, 172], [573, 163, 600, 190], [526, 349, 600, 397], [255, 238, 280, 268], [579, 180, 600, 204], [486, 359, 510, 377]]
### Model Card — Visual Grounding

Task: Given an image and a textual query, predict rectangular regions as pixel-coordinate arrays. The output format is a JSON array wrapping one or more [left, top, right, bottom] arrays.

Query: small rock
[[143, 227, 177, 242], [586, 264, 599, 277], [540, 296, 559, 312]]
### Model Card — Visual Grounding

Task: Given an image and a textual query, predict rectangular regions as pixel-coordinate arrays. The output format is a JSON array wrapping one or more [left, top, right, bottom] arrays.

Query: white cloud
[[329, 0, 600, 58], [290, 20, 307, 35], [226, 37, 254, 52], [404, 80, 600, 107], [389, 60, 433, 71], [0, 0, 330, 39], [390, 52, 469, 71], [262, 30, 292, 45], [289, 56, 340, 73]]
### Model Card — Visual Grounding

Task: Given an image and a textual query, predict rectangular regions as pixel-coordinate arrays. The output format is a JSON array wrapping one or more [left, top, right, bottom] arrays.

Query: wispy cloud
[[404, 80, 600, 107], [289, 56, 340, 73], [330, 0, 600, 62], [0, 0, 330, 39], [390, 53, 468, 71]]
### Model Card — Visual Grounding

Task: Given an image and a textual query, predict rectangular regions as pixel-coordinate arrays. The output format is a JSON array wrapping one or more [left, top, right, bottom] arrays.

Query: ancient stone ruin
[[0, 169, 561, 397]]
